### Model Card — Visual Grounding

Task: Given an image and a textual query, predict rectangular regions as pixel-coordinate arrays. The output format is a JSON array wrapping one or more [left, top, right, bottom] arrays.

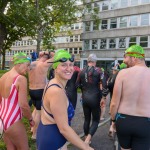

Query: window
[[71, 24, 74, 30], [75, 23, 79, 30], [102, 1, 109, 11], [93, 2, 99, 12], [141, 14, 149, 26], [130, 0, 138, 6], [79, 47, 82, 53], [119, 38, 126, 48], [85, 21, 91, 31], [130, 15, 138, 27], [129, 37, 136, 47], [74, 48, 78, 54], [110, 18, 117, 29], [27, 41, 30, 45], [120, 17, 127, 28], [86, 4, 92, 13], [70, 36, 73, 42], [93, 20, 99, 30], [92, 40, 98, 50], [109, 38, 116, 48], [101, 20, 108, 30], [12, 42, 16, 46], [84, 40, 90, 50], [69, 48, 73, 54], [18, 41, 21, 46], [141, 0, 149, 4], [111, 0, 118, 10], [120, 0, 128, 8], [100, 39, 107, 49], [140, 36, 148, 47], [75, 35, 79, 42]]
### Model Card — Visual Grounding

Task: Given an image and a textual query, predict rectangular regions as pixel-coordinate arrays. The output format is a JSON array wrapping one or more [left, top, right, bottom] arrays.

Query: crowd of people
[[0, 44, 150, 150]]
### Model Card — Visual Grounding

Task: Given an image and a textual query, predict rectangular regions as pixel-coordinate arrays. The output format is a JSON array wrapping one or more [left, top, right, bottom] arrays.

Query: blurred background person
[[77, 54, 108, 144], [31, 49, 38, 62], [28, 51, 54, 139]]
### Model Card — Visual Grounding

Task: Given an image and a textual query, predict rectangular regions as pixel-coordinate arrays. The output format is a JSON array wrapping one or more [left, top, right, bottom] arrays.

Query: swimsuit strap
[[42, 84, 62, 118], [13, 75, 20, 85]]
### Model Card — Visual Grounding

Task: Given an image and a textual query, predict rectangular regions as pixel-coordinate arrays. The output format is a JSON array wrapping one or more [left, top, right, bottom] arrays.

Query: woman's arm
[[46, 87, 93, 150], [17, 76, 34, 125]]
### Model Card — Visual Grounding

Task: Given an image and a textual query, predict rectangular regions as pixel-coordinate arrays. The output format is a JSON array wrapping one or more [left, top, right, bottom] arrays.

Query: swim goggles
[[48, 57, 74, 63]]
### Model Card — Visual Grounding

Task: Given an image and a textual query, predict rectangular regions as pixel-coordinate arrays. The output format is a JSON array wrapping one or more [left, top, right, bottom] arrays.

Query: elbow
[[59, 124, 70, 136]]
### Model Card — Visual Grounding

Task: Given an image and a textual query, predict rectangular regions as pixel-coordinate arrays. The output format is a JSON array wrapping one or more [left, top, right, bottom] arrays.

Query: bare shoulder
[[45, 84, 66, 103], [117, 69, 128, 78], [17, 75, 27, 84]]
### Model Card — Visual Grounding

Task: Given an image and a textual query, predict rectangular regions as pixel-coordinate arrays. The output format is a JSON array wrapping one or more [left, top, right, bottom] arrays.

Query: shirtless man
[[28, 51, 54, 139], [110, 45, 150, 150]]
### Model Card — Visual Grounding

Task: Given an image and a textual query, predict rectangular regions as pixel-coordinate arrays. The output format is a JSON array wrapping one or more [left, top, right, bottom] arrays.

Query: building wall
[[81, 0, 150, 68]]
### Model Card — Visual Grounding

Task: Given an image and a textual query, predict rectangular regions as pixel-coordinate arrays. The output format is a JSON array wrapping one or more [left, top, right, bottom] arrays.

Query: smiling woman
[[37, 50, 94, 150]]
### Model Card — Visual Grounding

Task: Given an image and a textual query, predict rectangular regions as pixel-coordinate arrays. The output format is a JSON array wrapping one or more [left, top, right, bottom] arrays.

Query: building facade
[[52, 22, 83, 67], [4, 36, 37, 67], [81, 0, 150, 70]]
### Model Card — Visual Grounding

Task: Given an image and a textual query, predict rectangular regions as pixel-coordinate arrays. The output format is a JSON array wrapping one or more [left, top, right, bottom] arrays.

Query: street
[[68, 94, 114, 150]]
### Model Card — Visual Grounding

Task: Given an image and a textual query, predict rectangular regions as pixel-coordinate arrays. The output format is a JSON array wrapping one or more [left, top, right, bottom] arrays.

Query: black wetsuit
[[107, 73, 118, 99], [48, 66, 80, 109], [77, 66, 108, 136]]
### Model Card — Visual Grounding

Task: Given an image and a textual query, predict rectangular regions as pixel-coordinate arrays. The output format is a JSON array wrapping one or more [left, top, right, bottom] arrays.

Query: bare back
[[118, 66, 150, 117], [0, 71, 19, 98], [28, 61, 49, 89]]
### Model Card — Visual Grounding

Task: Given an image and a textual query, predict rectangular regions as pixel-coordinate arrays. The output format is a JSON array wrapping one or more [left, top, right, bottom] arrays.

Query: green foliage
[[0, 70, 8, 77], [0, 0, 84, 68]]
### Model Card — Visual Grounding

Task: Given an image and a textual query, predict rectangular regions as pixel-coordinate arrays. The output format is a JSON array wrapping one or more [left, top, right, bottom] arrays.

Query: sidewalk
[[68, 94, 114, 150]]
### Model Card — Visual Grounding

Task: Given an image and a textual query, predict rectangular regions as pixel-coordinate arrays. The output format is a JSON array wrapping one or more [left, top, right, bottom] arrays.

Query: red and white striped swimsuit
[[0, 75, 22, 131]]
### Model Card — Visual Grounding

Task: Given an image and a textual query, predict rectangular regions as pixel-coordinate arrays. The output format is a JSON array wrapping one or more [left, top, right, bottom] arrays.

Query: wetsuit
[[0, 75, 22, 131], [107, 73, 118, 99], [77, 66, 107, 136], [48, 66, 80, 109], [36, 84, 75, 150]]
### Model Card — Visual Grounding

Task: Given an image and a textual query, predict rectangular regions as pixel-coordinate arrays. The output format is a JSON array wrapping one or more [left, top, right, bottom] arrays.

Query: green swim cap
[[52, 50, 71, 69], [101, 68, 104, 72], [119, 63, 127, 70], [13, 52, 31, 65], [125, 45, 145, 58]]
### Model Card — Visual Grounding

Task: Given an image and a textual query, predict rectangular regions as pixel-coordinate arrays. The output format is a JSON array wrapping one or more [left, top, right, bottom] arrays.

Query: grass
[[0, 70, 8, 77]]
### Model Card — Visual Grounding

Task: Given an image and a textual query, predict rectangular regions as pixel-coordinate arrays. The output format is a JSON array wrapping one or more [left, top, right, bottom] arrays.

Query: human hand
[[112, 122, 116, 132], [83, 143, 94, 150], [86, 145, 94, 150], [100, 99, 106, 107], [29, 119, 35, 127]]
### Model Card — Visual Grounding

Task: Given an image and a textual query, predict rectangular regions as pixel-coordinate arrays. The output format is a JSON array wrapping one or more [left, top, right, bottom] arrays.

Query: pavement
[[68, 94, 115, 150]]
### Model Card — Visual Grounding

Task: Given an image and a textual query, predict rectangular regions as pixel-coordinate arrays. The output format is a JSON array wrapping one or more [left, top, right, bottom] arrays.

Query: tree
[[0, 0, 83, 69]]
